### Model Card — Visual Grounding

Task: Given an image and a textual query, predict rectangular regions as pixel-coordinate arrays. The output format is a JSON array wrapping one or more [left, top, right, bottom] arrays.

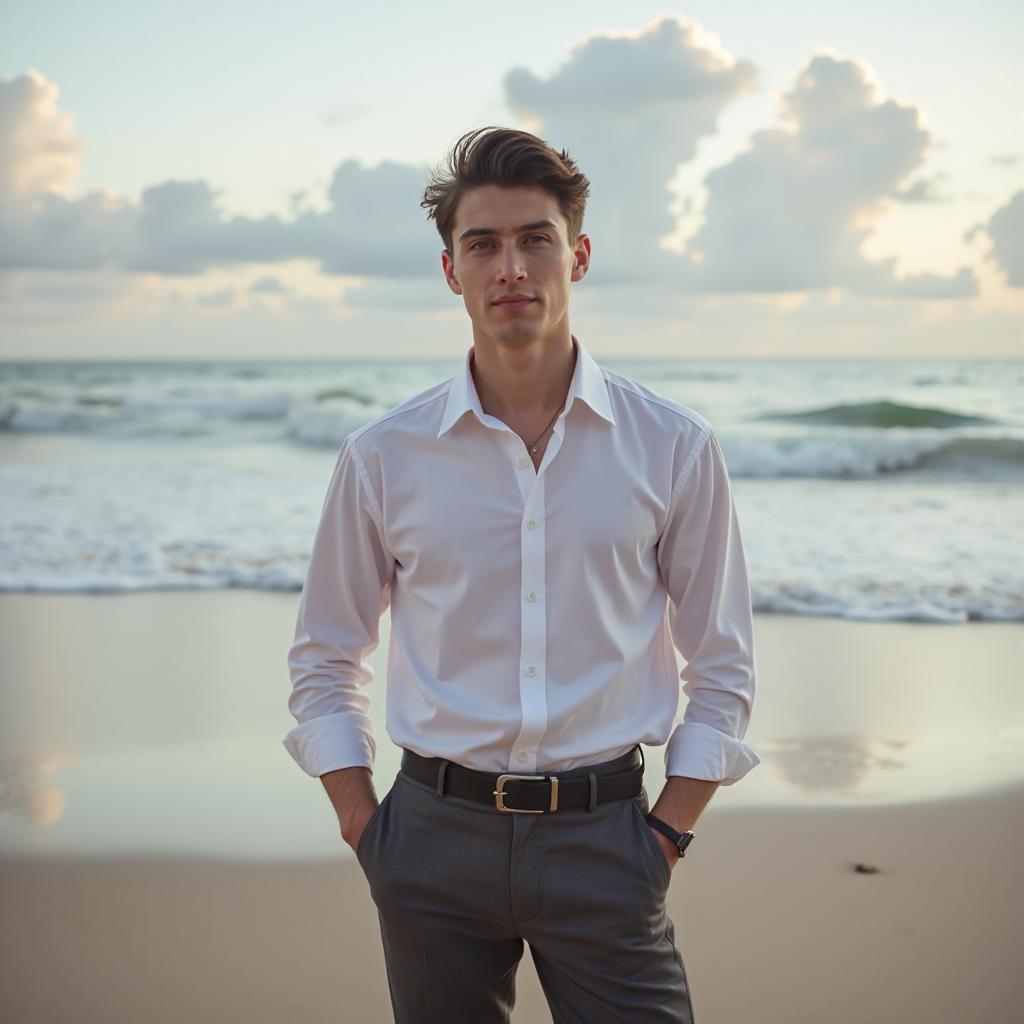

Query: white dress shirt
[[284, 334, 761, 784]]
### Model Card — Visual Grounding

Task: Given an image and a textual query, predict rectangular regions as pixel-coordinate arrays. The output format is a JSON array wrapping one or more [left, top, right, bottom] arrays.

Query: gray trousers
[[355, 745, 696, 1023]]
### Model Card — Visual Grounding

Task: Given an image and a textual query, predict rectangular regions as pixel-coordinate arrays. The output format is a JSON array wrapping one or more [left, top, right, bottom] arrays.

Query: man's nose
[[496, 246, 526, 280]]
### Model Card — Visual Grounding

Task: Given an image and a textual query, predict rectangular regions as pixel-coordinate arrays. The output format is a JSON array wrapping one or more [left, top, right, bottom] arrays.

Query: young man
[[284, 126, 761, 1022]]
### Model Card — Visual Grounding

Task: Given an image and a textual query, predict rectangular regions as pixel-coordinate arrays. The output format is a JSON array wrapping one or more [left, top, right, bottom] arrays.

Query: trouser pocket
[[630, 792, 673, 887], [355, 780, 395, 866]]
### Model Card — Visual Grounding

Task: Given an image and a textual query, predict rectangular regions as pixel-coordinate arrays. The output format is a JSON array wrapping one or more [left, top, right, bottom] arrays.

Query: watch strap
[[644, 812, 696, 858]]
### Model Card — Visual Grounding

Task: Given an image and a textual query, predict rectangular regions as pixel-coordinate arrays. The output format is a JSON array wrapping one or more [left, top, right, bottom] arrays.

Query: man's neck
[[470, 331, 577, 424]]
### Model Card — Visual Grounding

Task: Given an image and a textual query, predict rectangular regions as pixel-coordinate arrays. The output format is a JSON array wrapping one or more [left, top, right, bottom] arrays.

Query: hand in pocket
[[649, 825, 678, 874], [343, 799, 382, 855]]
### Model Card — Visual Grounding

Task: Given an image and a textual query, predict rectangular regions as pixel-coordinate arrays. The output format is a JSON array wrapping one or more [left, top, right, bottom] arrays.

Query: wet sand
[[1, 780, 1021, 1022], [0, 593, 1021, 1021]]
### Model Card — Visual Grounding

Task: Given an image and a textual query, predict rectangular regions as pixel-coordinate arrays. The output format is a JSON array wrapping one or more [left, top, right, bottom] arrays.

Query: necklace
[[526, 404, 565, 454]]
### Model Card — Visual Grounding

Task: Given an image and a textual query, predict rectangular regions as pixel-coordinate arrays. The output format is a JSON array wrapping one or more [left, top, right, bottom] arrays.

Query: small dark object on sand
[[853, 862, 880, 874]]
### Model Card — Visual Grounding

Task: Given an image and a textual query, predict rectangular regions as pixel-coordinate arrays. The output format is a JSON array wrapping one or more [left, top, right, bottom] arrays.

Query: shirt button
[[525, 665, 537, 677], [527, 591, 539, 602], [526, 520, 538, 530], [517, 455, 530, 468], [516, 750, 528, 763]]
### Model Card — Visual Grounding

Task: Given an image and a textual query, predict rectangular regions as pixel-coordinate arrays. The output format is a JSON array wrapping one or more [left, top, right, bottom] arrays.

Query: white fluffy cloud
[[676, 50, 976, 297], [507, 20, 975, 297], [0, 67, 82, 199], [0, 71, 437, 277], [969, 189, 1023, 288], [0, 28, 987, 304]]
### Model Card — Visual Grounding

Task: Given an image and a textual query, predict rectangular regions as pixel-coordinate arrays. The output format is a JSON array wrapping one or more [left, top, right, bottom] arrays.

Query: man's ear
[[442, 249, 463, 295], [570, 233, 591, 283]]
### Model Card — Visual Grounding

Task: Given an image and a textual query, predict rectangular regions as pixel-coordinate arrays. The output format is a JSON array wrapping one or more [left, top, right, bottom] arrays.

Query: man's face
[[441, 184, 590, 348]]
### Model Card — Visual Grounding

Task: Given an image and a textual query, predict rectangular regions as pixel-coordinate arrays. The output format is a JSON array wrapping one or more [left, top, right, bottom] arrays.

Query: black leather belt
[[399, 743, 646, 813]]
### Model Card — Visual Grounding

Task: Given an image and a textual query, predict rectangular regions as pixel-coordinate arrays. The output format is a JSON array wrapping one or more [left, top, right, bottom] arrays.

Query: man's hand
[[319, 765, 379, 853], [649, 775, 720, 874], [650, 828, 680, 872], [342, 798, 381, 854]]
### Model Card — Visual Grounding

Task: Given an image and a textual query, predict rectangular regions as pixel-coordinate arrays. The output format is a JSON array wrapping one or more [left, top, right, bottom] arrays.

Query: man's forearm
[[651, 775, 720, 833], [320, 765, 377, 826]]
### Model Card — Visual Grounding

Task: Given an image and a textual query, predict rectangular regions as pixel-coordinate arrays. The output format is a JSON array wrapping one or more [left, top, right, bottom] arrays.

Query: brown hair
[[420, 126, 591, 256]]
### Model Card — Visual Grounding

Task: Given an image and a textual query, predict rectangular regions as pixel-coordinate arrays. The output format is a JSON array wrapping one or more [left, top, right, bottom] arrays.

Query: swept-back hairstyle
[[420, 126, 591, 256]]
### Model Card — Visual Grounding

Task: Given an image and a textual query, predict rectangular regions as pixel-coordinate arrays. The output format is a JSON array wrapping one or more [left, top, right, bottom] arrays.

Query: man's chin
[[488, 319, 542, 345]]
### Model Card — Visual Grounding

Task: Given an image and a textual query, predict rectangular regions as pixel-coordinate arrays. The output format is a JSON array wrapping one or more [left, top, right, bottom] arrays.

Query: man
[[284, 125, 761, 1022]]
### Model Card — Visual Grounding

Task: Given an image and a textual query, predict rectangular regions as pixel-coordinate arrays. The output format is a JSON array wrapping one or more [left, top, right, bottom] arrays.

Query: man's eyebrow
[[457, 219, 558, 243]]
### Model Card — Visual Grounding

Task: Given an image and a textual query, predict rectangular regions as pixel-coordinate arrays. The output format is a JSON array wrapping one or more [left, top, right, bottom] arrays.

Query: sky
[[0, 0, 1021, 360]]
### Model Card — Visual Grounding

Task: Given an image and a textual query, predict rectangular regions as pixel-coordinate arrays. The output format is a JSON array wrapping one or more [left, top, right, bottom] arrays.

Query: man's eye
[[470, 235, 548, 251]]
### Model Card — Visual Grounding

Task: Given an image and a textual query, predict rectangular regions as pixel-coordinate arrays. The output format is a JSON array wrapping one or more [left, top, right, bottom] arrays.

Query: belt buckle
[[494, 773, 559, 813]]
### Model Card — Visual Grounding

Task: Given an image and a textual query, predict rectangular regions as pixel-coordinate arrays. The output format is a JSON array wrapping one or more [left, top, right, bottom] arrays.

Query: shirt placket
[[506, 418, 567, 774]]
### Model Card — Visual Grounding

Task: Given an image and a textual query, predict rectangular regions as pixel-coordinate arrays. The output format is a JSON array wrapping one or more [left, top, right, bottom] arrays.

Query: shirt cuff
[[665, 720, 762, 785], [282, 712, 376, 778]]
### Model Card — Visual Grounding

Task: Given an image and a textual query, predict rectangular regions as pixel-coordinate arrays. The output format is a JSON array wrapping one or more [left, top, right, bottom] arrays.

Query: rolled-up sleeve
[[657, 425, 761, 785], [283, 435, 394, 778]]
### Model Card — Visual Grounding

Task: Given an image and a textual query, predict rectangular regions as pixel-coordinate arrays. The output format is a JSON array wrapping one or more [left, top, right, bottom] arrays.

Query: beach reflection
[[0, 592, 1021, 858], [0, 753, 69, 825]]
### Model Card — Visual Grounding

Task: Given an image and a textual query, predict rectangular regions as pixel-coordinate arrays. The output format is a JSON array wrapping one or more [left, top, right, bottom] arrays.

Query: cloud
[[893, 172, 949, 203], [322, 100, 373, 127], [0, 267, 156, 326], [966, 189, 1023, 287], [104, 162, 438, 277], [0, 70, 437, 278], [127, 179, 293, 275], [0, 67, 82, 199], [0, 38, 983, 303], [248, 275, 289, 294], [340, 275, 454, 311], [196, 287, 236, 307], [0, 69, 136, 272], [292, 158, 438, 276], [505, 20, 973, 298], [676, 50, 976, 297], [0, 187, 136, 271]]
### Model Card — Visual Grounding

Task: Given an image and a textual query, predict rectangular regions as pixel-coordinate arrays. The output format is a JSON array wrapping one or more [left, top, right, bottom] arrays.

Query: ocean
[[1, 354, 1021, 623]]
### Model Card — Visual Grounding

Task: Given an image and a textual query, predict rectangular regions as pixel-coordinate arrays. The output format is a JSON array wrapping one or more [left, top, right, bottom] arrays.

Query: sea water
[[1, 354, 1021, 623]]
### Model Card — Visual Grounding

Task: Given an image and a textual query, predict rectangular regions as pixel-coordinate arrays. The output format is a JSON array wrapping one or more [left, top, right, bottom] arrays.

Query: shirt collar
[[437, 333, 616, 438]]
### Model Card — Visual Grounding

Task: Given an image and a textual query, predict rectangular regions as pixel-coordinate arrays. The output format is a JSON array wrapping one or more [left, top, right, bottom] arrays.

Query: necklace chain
[[527, 404, 565, 454]]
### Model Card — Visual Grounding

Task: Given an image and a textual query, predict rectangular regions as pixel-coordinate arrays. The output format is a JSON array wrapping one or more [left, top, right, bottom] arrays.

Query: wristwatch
[[645, 813, 696, 858]]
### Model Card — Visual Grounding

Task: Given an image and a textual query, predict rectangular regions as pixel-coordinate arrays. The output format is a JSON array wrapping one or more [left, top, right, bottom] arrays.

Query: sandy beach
[[1, 593, 1022, 1022], [2, 782, 1021, 1022]]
